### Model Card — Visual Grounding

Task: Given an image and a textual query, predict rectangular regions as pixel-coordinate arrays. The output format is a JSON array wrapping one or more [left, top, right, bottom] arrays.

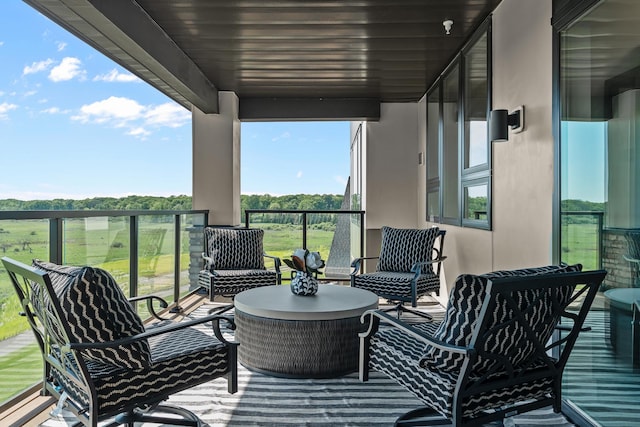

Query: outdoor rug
[[165, 304, 575, 427], [40, 304, 576, 427]]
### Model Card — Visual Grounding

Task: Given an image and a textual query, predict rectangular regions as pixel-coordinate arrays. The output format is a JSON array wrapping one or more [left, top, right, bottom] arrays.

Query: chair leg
[[382, 303, 433, 321], [395, 406, 451, 426], [113, 404, 202, 426]]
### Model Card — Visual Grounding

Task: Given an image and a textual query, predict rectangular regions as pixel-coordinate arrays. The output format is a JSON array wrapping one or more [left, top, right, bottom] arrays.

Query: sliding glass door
[[558, 0, 640, 424]]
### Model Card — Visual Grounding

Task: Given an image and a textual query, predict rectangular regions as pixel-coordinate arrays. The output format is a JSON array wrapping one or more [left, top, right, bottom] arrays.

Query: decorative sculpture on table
[[284, 249, 325, 296]]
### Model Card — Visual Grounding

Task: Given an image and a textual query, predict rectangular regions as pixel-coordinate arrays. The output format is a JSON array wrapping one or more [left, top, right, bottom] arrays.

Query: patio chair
[[359, 264, 606, 426], [623, 230, 640, 287], [350, 226, 446, 319], [198, 227, 281, 311], [2, 257, 238, 427]]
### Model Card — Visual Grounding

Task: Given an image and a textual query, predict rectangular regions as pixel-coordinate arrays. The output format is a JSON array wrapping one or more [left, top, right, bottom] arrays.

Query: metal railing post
[[174, 214, 181, 304], [49, 218, 63, 264], [130, 215, 138, 299], [302, 212, 308, 249]]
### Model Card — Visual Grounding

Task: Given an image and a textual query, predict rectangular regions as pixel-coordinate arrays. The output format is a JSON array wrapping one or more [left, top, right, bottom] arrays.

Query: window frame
[[425, 17, 492, 230]]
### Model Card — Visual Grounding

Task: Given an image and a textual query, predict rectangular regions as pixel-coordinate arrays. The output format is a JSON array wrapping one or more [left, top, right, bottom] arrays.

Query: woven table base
[[235, 310, 365, 378]]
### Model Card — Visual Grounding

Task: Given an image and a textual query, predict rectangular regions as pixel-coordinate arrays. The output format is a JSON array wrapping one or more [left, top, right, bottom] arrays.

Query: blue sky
[[0, 2, 350, 200]]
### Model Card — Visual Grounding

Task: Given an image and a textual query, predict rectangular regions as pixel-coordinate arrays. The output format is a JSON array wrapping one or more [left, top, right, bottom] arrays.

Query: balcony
[[1, 209, 639, 426]]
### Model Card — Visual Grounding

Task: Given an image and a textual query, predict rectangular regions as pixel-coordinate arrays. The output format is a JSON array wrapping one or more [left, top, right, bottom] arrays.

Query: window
[[426, 90, 440, 222], [426, 20, 491, 229]]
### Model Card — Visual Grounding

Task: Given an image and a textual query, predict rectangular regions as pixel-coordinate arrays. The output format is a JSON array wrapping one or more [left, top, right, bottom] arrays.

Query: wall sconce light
[[490, 106, 524, 142]]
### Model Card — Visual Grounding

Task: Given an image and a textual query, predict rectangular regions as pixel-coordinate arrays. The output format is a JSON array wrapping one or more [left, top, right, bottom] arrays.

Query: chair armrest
[[67, 313, 237, 352], [350, 256, 380, 275], [128, 294, 170, 321], [359, 309, 469, 356], [411, 256, 448, 274], [202, 253, 214, 270], [264, 253, 282, 272]]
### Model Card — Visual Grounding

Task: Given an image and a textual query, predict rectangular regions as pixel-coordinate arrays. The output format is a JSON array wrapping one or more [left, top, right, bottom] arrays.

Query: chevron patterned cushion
[[352, 271, 440, 298], [32, 260, 151, 369], [377, 226, 440, 273], [420, 264, 582, 373], [51, 325, 229, 414], [199, 268, 278, 296], [205, 227, 266, 270], [370, 322, 555, 418]]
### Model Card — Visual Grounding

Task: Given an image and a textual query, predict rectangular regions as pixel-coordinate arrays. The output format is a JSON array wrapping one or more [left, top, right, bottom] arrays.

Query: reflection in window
[[427, 191, 440, 223], [442, 66, 460, 222], [464, 183, 488, 220], [464, 32, 488, 169]]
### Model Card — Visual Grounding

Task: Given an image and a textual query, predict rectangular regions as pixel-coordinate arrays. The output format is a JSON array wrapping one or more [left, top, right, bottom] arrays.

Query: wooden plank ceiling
[[25, 0, 502, 118]]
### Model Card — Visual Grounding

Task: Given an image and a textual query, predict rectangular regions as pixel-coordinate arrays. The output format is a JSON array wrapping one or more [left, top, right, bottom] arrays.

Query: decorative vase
[[290, 271, 319, 296]]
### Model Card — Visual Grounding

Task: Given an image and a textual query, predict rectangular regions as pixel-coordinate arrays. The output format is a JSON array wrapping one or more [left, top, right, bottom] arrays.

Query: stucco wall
[[491, 0, 554, 270], [364, 102, 420, 231], [192, 92, 241, 225], [351, 103, 421, 271]]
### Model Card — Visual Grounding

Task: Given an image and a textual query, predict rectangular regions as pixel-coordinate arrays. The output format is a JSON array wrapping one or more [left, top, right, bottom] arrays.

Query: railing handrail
[[0, 209, 208, 220], [243, 209, 365, 282], [244, 209, 365, 215]]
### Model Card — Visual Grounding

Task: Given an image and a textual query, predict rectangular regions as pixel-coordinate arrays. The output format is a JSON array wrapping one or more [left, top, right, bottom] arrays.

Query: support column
[[192, 91, 241, 226]]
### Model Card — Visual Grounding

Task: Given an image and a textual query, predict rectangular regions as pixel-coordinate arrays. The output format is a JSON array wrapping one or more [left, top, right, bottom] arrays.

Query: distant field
[[560, 222, 599, 270]]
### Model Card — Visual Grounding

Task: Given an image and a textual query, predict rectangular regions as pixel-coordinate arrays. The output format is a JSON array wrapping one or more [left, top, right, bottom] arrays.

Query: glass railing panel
[[63, 216, 131, 293], [0, 219, 48, 405], [181, 214, 203, 297], [560, 212, 602, 271], [249, 213, 303, 280], [306, 212, 348, 281], [137, 215, 175, 319]]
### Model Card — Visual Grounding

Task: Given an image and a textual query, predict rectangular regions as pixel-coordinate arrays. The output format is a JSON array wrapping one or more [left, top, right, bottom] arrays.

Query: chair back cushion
[[421, 263, 582, 373], [205, 227, 266, 270], [377, 226, 440, 273], [32, 260, 151, 369]]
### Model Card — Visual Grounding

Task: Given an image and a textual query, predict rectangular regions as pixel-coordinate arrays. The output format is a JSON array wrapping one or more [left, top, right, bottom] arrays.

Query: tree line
[[0, 193, 344, 217]]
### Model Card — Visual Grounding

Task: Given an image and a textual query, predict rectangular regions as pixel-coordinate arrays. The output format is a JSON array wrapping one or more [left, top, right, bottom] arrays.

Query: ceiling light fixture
[[443, 20, 453, 35]]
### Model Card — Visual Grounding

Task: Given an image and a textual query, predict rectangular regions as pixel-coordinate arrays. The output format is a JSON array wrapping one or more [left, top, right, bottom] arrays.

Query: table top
[[234, 284, 378, 321], [604, 288, 640, 311]]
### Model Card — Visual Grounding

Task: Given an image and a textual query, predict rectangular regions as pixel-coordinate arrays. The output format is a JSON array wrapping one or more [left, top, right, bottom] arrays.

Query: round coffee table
[[234, 284, 378, 378]]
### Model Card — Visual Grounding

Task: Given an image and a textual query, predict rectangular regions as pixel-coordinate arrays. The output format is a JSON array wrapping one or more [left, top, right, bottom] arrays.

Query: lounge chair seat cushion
[[52, 326, 229, 413], [370, 322, 554, 418], [352, 271, 440, 298], [198, 268, 279, 296]]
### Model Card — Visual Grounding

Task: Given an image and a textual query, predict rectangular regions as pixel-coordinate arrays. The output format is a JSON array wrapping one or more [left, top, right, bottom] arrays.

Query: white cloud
[[144, 103, 190, 128], [272, 131, 291, 142], [296, 171, 303, 178], [71, 97, 190, 137], [72, 96, 144, 124], [23, 59, 54, 75], [24, 90, 37, 97], [127, 127, 151, 138], [41, 107, 70, 115], [57, 41, 67, 51], [93, 69, 140, 83], [49, 57, 85, 82], [0, 102, 18, 119]]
